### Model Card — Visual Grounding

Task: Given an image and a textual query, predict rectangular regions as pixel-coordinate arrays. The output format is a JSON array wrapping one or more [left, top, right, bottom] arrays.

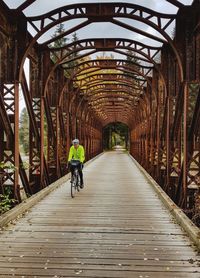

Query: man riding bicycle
[[68, 139, 85, 188]]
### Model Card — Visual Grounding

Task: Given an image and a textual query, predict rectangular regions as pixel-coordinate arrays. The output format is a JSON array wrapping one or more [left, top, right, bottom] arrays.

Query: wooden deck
[[0, 151, 199, 277]]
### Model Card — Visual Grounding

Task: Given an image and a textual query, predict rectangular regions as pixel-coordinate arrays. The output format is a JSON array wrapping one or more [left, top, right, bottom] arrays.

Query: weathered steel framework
[[0, 0, 199, 220]]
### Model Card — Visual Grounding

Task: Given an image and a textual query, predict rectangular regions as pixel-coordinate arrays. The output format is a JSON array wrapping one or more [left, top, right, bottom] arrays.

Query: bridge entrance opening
[[103, 122, 129, 151]]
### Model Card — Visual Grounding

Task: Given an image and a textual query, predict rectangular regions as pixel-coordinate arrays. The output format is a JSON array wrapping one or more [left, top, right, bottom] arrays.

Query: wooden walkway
[[0, 151, 199, 277]]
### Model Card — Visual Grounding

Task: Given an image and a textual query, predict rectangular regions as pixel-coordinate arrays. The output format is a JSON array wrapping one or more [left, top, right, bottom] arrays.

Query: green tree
[[53, 23, 67, 46], [125, 49, 141, 90], [50, 23, 68, 63], [50, 28, 80, 78], [19, 108, 29, 155], [126, 50, 140, 75], [65, 32, 80, 77], [103, 122, 129, 150]]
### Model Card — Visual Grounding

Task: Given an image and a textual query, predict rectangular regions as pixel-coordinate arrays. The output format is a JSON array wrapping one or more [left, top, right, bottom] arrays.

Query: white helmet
[[72, 138, 79, 145]]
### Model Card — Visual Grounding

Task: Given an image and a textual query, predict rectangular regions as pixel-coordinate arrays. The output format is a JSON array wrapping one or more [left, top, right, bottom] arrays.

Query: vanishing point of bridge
[[0, 0, 200, 277]]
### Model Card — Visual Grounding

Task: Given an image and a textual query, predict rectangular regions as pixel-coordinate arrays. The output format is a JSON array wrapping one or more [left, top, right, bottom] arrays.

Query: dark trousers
[[70, 163, 83, 184]]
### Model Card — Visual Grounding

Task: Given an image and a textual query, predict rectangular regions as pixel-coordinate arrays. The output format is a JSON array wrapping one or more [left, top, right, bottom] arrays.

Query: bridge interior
[[0, 0, 200, 231]]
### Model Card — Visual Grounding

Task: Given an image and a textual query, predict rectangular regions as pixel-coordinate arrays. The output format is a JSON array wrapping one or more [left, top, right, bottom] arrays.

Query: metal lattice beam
[[16, 0, 37, 12]]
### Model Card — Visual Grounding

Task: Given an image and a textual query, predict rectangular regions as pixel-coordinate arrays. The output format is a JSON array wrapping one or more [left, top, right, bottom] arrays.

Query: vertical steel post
[[166, 93, 170, 192], [40, 96, 45, 187], [183, 82, 188, 208], [56, 106, 60, 178], [14, 82, 20, 200]]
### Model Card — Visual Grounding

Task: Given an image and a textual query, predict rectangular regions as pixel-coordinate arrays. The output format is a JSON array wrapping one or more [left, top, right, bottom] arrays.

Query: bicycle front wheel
[[71, 176, 76, 198]]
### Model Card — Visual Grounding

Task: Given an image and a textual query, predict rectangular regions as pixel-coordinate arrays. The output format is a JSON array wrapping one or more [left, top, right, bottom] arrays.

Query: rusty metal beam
[[0, 84, 32, 197], [16, 0, 37, 12], [111, 19, 166, 44], [20, 2, 181, 82], [165, 0, 185, 8], [0, 0, 199, 223]]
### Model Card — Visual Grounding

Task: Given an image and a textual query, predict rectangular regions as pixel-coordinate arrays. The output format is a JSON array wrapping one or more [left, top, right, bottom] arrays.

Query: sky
[[2, 0, 194, 114], [3, 0, 193, 49], [3, 0, 194, 13], [3, 0, 194, 46], [3, 0, 194, 56]]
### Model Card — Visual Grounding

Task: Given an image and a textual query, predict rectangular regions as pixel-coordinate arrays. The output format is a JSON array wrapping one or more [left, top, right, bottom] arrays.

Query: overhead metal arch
[[19, 2, 183, 81], [39, 36, 164, 131], [27, 3, 176, 34], [57, 79, 143, 121], [55, 68, 149, 118], [55, 58, 155, 127], [47, 38, 163, 77], [72, 59, 153, 74], [87, 91, 140, 101], [165, 0, 184, 8], [71, 62, 153, 88], [92, 101, 135, 110], [76, 73, 147, 85], [83, 83, 144, 93], [49, 38, 161, 65], [42, 38, 166, 103], [16, 0, 36, 12], [81, 80, 145, 96], [77, 72, 152, 98], [88, 97, 137, 109], [95, 107, 134, 127], [85, 89, 141, 104], [83, 83, 143, 96], [88, 86, 149, 126], [15, 0, 184, 14]]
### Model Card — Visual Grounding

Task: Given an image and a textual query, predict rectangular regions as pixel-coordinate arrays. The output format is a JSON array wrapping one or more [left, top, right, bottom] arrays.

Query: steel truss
[[0, 1, 199, 222]]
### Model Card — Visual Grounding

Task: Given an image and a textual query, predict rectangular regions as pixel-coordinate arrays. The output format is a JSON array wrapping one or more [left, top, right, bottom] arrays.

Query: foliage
[[0, 176, 16, 215], [96, 53, 114, 60], [0, 161, 17, 172], [75, 54, 120, 90], [191, 192, 200, 227], [53, 23, 68, 47], [19, 107, 48, 158], [0, 193, 16, 215], [65, 32, 80, 78], [20, 161, 30, 170], [126, 49, 140, 80], [103, 122, 129, 150], [50, 24, 80, 78], [67, 33, 79, 66], [19, 107, 29, 155], [50, 23, 68, 63]]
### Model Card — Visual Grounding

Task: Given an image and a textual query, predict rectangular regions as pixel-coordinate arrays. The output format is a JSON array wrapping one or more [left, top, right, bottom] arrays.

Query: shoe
[[80, 183, 84, 189]]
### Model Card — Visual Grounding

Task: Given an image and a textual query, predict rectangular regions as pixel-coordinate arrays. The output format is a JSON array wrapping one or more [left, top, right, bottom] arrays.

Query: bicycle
[[70, 160, 81, 198]]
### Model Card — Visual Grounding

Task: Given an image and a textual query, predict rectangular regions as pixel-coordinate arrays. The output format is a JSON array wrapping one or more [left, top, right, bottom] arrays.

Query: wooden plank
[[0, 151, 199, 277]]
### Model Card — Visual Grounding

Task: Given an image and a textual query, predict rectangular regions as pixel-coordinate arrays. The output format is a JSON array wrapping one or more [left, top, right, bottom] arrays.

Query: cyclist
[[68, 139, 85, 188]]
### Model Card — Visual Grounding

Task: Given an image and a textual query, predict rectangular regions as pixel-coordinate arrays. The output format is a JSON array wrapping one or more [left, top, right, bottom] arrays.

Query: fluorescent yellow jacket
[[68, 145, 85, 163]]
